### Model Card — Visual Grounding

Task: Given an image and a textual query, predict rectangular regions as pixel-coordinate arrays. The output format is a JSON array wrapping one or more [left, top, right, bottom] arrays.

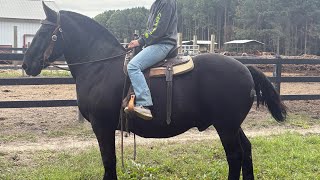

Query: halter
[[39, 12, 130, 71], [41, 12, 64, 65]]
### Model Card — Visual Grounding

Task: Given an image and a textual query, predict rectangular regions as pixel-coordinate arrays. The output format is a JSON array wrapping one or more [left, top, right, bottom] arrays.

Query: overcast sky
[[55, 0, 153, 18]]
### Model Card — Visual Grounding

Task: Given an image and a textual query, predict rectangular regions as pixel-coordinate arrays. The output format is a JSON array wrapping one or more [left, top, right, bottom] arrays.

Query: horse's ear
[[42, 1, 57, 22]]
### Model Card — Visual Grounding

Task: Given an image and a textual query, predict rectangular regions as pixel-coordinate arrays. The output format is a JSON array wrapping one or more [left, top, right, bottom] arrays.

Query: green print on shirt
[[145, 13, 161, 39]]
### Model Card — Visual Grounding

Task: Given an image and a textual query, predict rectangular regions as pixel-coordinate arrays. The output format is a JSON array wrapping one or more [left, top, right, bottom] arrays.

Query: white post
[[193, 35, 198, 54], [13, 26, 19, 70], [178, 33, 183, 54], [193, 35, 197, 45], [210, 34, 215, 53]]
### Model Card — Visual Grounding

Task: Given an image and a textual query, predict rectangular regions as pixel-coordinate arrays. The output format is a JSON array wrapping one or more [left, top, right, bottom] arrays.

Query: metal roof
[[224, 40, 264, 45], [182, 40, 218, 45], [0, 0, 59, 20]]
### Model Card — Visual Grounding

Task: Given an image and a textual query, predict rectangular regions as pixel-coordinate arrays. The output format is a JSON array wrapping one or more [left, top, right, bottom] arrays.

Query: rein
[[52, 51, 130, 66], [41, 11, 131, 71]]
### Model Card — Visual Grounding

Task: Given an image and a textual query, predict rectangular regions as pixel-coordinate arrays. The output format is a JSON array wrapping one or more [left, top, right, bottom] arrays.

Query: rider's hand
[[128, 40, 140, 49]]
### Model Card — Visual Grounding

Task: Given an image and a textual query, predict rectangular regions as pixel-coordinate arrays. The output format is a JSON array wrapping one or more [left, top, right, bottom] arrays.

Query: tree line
[[94, 0, 320, 55]]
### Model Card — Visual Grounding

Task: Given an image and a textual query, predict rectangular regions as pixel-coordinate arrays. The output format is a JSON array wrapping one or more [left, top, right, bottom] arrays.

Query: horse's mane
[[61, 10, 125, 51]]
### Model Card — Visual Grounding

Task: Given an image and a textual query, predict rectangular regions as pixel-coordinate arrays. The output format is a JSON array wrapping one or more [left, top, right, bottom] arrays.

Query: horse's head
[[23, 2, 64, 76]]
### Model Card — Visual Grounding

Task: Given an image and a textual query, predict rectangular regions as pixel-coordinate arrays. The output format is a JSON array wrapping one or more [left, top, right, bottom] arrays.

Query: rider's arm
[[138, 1, 176, 46]]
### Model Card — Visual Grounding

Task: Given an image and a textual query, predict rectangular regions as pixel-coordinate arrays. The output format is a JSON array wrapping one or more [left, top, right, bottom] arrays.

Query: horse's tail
[[247, 65, 287, 122]]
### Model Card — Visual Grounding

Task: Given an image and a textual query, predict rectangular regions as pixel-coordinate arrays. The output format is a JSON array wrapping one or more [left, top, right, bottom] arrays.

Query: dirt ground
[[0, 84, 319, 153], [0, 66, 319, 153]]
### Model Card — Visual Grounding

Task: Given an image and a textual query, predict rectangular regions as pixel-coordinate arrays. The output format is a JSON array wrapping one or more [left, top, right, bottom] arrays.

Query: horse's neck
[[64, 43, 123, 78], [61, 19, 125, 77], [63, 34, 124, 64]]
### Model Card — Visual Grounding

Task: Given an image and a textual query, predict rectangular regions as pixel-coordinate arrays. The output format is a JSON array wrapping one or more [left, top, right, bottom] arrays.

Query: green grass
[[285, 114, 319, 128], [0, 69, 71, 78], [243, 113, 320, 130], [46, 124, 95, 139], [0, 70, 22, 78], [40, 70, 71, 77], [0, 133, 37, 143], [0, 122, 94, 143], [1, 133, 319, 180]]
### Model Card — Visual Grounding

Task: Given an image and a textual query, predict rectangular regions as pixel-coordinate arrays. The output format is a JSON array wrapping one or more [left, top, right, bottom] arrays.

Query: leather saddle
[[123, 46, 194, 124], [149, 46, 194, 77], [124, 46, 194, 77]]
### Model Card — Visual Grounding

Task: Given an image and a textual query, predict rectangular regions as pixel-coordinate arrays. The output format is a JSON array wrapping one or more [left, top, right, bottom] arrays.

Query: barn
[[0, 0, 59, 50]]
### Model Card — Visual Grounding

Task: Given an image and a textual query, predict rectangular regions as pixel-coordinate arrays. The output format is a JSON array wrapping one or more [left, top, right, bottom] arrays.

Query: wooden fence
[[1, 48, 320, 110]]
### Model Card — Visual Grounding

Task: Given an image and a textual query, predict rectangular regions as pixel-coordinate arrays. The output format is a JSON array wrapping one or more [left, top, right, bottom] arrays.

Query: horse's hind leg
[[216, 127, 243, 180], [239, 128, 254, 180]]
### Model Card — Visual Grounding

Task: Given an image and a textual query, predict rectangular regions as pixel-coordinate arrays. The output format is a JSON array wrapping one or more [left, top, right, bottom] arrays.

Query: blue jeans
[[127, 44, 174, 106]]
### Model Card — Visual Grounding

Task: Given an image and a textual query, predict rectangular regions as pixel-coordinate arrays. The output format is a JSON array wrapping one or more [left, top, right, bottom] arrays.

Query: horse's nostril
[[22, 63, 28, 70]]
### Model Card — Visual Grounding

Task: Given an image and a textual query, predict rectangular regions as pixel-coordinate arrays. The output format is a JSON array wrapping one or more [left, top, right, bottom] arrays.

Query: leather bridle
[[41, 12, 64, 66], [39, 12, 130, 71]]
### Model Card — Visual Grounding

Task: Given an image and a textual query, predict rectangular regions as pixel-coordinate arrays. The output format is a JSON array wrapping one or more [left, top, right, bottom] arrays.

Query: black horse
[[22, 3, 287, 180]]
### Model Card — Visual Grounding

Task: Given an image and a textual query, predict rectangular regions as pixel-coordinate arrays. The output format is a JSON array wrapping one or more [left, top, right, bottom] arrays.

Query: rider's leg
[[127, 43, 174, 119]]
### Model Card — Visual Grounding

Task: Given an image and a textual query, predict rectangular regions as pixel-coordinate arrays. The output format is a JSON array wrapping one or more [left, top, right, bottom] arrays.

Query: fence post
[[22, 48, 26, 76], [273, 55, 282, 93], [78, 109, 85, 123], [178, 33, 183, 54], [193, 35, 197, 46], [277, 36, 280, 55], [193, 35, 198, 54], [13, 26, 19, 70], [210, 34, 215, 53]]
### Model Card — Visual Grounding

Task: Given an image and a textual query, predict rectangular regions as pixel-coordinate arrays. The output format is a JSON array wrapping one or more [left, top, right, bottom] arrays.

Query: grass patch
[[243, 113, 320, 130], [0, 70, 23, 78], [253, 133, 320, 179], [45, 123, 95, 139], [1, 133, 319, 179], [0, 133, 37, 143], [0, 122, 94, 143], [0, 69, 71, 78], [40, 70, 71, 77], [285, 114, 319, 128], [244, 117, 278, 129]]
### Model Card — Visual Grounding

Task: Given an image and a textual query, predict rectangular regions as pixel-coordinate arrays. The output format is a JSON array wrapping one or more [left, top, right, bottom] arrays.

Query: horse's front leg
[[91, 119, 117, 180]]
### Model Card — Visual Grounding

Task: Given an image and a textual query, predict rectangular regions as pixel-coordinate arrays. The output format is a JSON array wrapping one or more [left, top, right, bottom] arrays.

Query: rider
[[127, 0, 178, 120]]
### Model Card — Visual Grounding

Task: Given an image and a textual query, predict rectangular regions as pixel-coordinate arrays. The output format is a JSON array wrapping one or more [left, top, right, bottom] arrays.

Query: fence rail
[[1, 49, 320, 109], [0, 77, 74, 85], [0, 100, 77, 108], [0, 53, 24, 60], [0, 48, 27, 51]]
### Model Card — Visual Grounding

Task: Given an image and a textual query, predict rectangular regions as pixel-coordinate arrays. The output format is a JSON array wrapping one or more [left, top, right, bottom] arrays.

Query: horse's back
[[193, 53, 251, 77], [193, 53, 254, 89]]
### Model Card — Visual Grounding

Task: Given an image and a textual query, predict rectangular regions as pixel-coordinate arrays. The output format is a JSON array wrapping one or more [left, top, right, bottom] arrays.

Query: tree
[[94, 8, 148, 42], [92, 0, 320, 55]]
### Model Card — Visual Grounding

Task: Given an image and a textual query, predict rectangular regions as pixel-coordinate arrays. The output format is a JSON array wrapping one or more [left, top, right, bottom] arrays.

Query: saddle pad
[[149, 56, 194, 77]]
